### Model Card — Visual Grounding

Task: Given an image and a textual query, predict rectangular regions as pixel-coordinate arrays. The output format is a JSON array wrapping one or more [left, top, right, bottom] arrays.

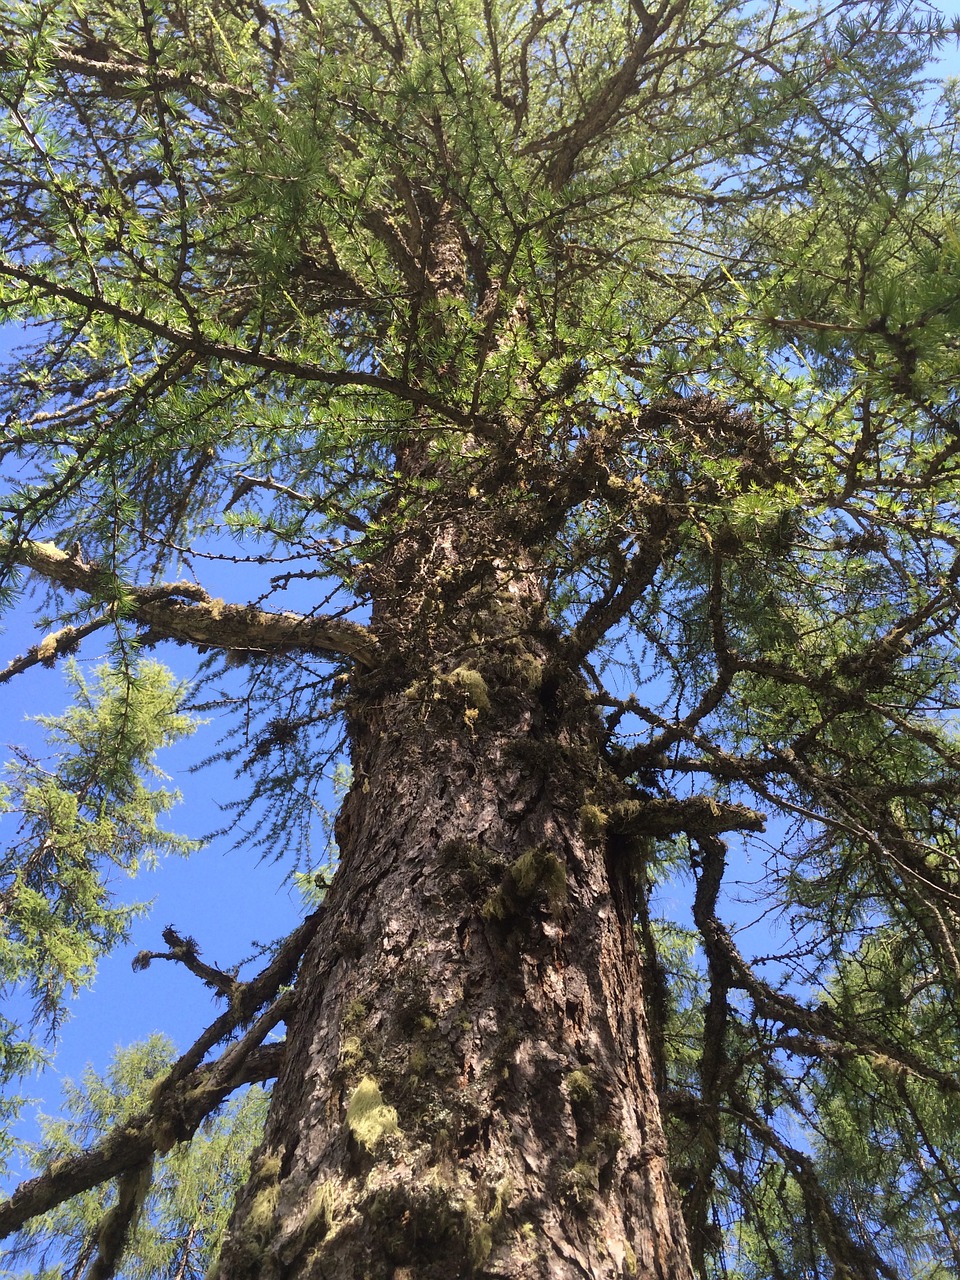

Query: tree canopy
[[1, 0, 960, 1275]]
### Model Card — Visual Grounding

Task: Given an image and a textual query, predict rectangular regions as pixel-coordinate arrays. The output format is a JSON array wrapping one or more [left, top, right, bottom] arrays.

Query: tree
[[4, 1038, 269, 1280], [0, 0, 959, 1275], [0, 659, 199, 1042]]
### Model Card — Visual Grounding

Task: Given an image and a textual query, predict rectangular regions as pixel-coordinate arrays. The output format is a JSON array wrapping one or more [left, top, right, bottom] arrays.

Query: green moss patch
[[439, 665, 491, 710]]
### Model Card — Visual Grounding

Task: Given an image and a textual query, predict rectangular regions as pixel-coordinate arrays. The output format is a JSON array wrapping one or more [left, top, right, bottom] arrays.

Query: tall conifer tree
[[1, 0, 960, 1275]]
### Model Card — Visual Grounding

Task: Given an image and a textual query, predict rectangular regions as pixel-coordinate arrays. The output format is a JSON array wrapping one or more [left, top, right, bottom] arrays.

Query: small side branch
[[730, 1092, 904, 1280], [696, 894, 960, 1094], [565, 496, 679, 664], [0, 257, 478, 429], [0, 614, 113, 685], [225, 473, 368, 533], [0, 45, 254, 104], [132, 926, 239, 1000]]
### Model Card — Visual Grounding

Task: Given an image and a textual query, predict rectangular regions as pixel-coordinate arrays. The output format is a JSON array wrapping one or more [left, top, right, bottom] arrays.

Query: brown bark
[[211, 526, 694, 1279]]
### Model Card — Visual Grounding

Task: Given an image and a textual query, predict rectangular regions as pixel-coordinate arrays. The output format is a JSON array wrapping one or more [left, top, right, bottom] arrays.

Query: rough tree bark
[[210, 511, 695, 1279]]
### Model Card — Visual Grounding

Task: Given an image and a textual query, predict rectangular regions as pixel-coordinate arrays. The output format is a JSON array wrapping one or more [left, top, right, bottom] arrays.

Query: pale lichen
[[482, 845, 567, 921], [339, 1035, 364, 1071], [562, 1159, 600, 1204], [565, 1068, 595, 1106], [409, 1044, 430, 1076], [29, 540, 69, 561], [229, 1151, 283, 1274], [346, 1076, 400, 1150], [301, 1179, 342, 1241], [36, 630, 64, 661], [579, 803, 609, 842]]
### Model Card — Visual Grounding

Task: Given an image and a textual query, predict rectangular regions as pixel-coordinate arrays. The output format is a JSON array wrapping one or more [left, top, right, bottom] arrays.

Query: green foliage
[[2, 1037, 269, 1279], [0, 659, 198, 1040]]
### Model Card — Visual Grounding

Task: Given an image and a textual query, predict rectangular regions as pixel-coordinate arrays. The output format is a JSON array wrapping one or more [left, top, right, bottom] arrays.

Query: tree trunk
[[212, 528, 694, 1279]]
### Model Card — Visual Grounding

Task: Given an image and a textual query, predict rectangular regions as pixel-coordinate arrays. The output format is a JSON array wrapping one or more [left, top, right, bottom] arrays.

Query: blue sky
[[0, 561, 323, 1167], [0, 298, 342, 1165]]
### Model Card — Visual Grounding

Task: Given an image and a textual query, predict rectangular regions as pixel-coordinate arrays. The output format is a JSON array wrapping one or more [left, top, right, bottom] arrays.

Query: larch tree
[[0, 0, 959, 1276], [3, 1038, 270, 1280]]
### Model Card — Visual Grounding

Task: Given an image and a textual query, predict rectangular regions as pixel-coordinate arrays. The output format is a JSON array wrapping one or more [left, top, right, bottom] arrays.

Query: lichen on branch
[[1, 539, 380, 667]]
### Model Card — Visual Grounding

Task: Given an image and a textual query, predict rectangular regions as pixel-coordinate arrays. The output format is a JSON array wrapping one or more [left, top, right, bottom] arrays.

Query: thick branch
[[545, 0, 688, 188], [3, 540, 380, 668], [611, 794, 766, 838]]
